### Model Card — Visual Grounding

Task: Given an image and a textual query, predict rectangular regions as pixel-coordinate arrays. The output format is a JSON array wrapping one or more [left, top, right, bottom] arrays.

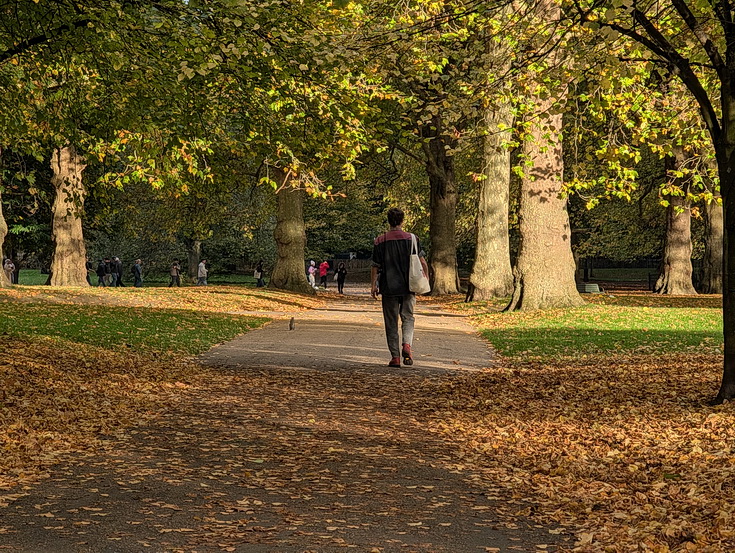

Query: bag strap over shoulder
[[410, 233, 418, 255]]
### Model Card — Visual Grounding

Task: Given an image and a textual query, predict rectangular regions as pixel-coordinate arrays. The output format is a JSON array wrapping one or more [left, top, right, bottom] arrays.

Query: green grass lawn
[[0, 301, 267, 355], [16, 269, 51, 285], [478, 303, 722, 359]]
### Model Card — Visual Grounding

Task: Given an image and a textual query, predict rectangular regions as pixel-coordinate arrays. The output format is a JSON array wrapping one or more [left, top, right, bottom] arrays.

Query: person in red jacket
[[319, 260, 330, 288]]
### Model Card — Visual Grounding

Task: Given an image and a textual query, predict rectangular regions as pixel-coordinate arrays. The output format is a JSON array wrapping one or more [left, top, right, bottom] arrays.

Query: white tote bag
[[409, 233, 431, 294]]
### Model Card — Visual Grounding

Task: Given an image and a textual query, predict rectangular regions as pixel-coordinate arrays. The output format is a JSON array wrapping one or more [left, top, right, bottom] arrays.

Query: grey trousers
[[381, 294, 416, 358]]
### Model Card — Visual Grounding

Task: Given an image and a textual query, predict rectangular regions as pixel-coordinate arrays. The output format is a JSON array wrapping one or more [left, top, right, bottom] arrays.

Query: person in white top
[[3, 258, 15, 284], [197, 259, 208, 285]]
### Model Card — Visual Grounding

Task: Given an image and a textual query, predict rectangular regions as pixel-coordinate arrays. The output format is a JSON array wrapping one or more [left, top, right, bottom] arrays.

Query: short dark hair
[[387, 207, 404, 227]]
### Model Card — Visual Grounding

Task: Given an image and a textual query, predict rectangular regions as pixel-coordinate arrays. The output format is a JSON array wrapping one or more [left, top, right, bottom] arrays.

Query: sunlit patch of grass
[[476, 302, 722, 359], [0, 301, 267, 355]]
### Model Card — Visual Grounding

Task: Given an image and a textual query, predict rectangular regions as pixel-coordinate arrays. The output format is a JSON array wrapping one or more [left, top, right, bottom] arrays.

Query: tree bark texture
[[186, 239, 202, 282], [715, 173, 735, 403], [468, 101, 514, 300], [0, 187, 9, 287], [422, 117, 460, 295], [654, 151, 697, 295], [505, 95, 583, 310], [270, 170, 315, 295], [702, 197, 723, 294], [50, 145, 88, 287]]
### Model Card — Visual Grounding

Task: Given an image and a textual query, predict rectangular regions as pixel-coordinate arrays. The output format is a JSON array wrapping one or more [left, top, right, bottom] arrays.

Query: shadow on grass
[[587, 294, 722, 309]]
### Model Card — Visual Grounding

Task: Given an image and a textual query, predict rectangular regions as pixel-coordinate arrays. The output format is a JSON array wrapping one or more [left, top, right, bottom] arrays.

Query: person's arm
[[371, 265, 379, 299], [420, 256, 429, 279]]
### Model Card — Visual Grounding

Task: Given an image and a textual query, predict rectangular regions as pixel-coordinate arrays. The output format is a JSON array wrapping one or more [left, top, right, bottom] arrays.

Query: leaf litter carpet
[[1, 297, 565, 552]]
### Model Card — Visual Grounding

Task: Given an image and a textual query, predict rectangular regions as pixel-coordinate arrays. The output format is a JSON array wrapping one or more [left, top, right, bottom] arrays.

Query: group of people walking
[[92, 257, 139, 287], [90, 257, 208, 288], [307, 259, 348, 293]]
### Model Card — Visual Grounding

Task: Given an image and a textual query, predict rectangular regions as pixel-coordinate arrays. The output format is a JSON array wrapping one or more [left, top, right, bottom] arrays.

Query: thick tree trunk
[[468, 101, 514, 300], [505, 87, 583, 311], [655, 152, 697, 295], [422, 117, 460, 295], [186, 239, 202, 282], [50, 145, 88, 287], [654, 196, 697, 294], [0, 187, 9, 288], [270, 169, 315, 295], [702, 197, 723, 294], [715, 167, 735, 403]]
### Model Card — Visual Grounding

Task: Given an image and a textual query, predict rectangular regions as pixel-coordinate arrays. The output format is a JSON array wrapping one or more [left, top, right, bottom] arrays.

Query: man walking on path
[[103, 257, 113, 287], [169, 259, 181, 287], [96, 259, 106, 287], [133, 259, 143, 287], [114, 257, 125, 287], [371, 207, 428, 367], [197, 259, 208, 285]]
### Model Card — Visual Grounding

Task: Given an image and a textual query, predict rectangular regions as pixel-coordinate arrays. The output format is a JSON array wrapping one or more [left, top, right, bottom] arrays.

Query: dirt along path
[[2, 287, 568, 553]]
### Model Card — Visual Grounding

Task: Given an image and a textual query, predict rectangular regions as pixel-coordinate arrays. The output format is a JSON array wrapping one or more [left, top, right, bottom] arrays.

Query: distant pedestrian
[[133, 259, 143, 287], [109, 257, 119, 287], [3, 258, 15, 284], [319, 260, 330, 288], [114, 257, 125, 287], [103, 258, 113, 286], [307, 260, 317, 289], [336, 262, 347, 294], [371, 207, 428, 367], [85, 257, 93, 285], [255, 260, 265, 287], [197, 259, 208, 285], [96, 259, 106, 286], [169, 259, 182, 287]]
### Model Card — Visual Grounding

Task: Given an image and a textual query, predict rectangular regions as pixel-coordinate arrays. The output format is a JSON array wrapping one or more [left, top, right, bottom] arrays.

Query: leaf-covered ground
[[1, 291, 563, 552], [436, 354, 731, 552], [0, 285, 279, 488], [0, 336, 209, 490], [1, 287, 733, 552], [0, 284, 324, 314], [425, 292, 733, 551]]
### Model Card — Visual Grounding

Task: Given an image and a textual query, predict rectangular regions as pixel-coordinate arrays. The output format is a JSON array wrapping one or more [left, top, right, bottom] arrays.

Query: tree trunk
[[186, 239, 202, 282], [49, 145, 88, 287], [654, 196, 697, 294], [468, 101, 514, 300], [654, 151, 697, 295], [715, 166, 735, 403], [270, 169, 315, 295], [505, 79, 583, 311], [422, 117, 460, 295], [0, 187, 9, 288], [702, 197, 723, 294]]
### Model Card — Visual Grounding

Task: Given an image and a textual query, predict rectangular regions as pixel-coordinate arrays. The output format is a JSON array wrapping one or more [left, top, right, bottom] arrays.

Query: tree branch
[[602, 13, 722, 141], [0, 18, 91, 65], [669, 0, 725, 73], [393, 142, 423, 164]]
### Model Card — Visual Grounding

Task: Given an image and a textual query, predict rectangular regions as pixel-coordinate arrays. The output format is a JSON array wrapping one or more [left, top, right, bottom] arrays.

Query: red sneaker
[[388, 357, 401, 367], [402, 343, 413, 366]]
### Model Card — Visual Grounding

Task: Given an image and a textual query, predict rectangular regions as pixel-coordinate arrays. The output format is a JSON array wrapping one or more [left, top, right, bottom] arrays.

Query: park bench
[[576, 283, 604, 294]]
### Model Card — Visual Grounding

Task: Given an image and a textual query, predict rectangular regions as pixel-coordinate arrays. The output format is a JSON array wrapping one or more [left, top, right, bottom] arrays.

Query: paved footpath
[[1, 290, 570, 553]]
